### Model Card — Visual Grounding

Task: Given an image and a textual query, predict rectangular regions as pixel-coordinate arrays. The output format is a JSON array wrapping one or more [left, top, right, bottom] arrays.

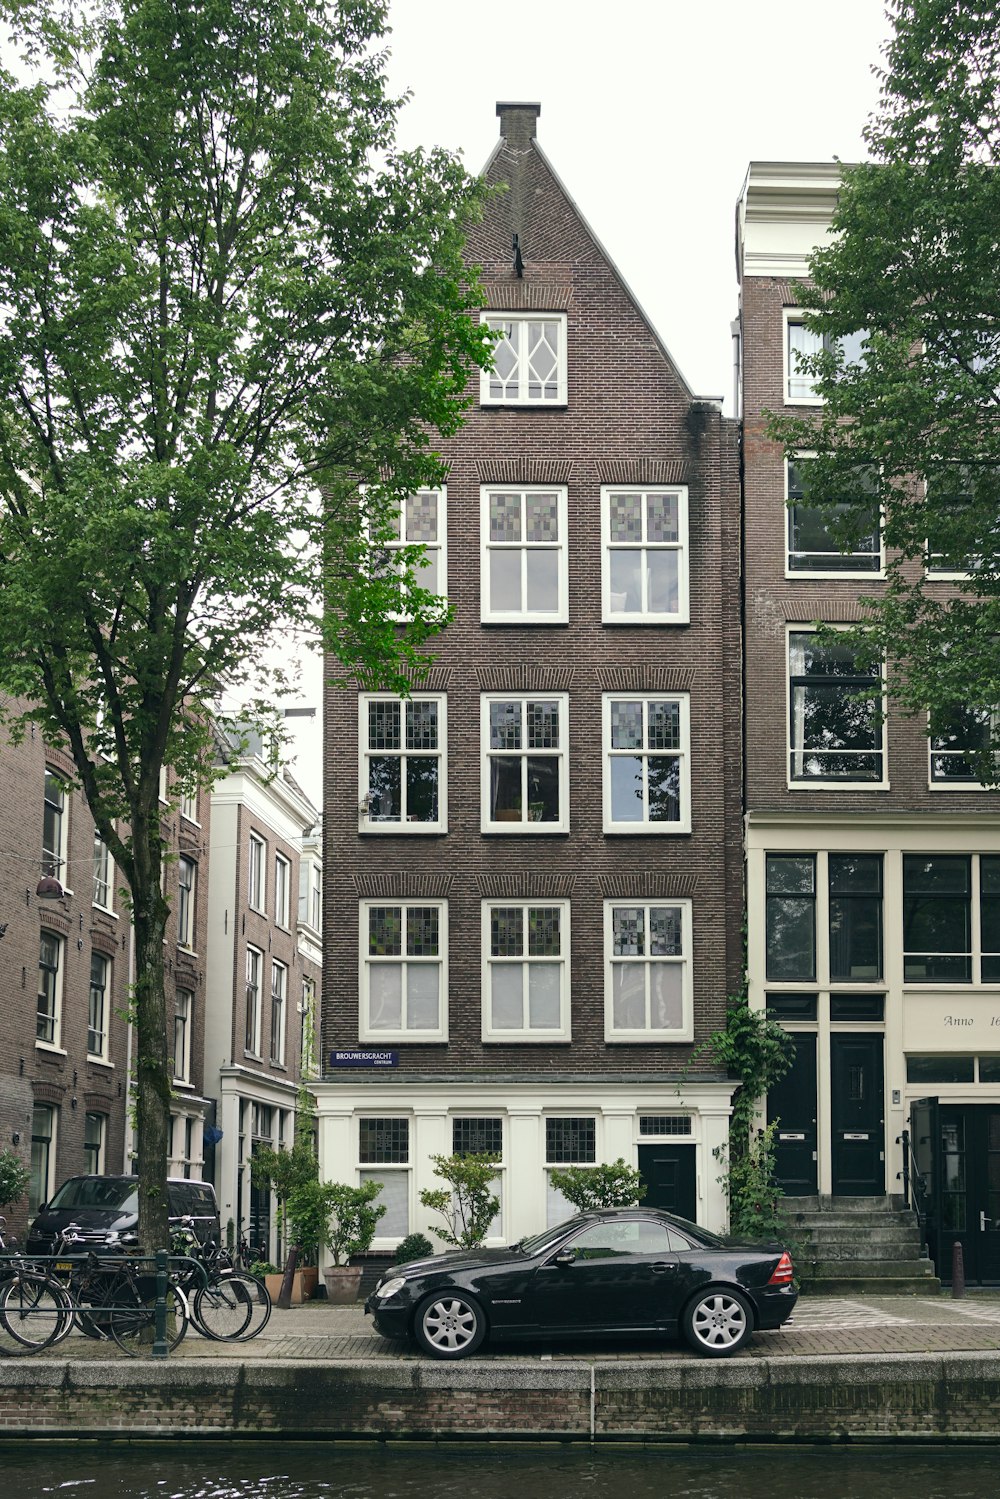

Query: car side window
[[568, 1219, 674, 1259]]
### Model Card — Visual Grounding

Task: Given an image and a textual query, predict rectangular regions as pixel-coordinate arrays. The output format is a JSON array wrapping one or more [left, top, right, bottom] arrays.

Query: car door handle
[[650, 1261, 675, 1274]]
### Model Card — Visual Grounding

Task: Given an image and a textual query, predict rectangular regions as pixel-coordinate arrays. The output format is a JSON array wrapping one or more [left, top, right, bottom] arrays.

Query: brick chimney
[[496, 102, 541, 148]]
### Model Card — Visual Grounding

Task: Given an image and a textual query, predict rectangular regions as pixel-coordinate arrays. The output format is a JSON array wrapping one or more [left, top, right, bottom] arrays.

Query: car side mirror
[[551, 1248, 576, 1267], [37, 1203, 46, 1215]]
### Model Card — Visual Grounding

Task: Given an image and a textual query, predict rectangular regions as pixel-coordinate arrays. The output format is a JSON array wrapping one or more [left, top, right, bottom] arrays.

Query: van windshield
[[47, 1178, 138, 1211]]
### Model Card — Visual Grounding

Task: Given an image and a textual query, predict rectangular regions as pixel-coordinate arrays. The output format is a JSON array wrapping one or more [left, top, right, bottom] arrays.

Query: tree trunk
[[131, 820, 172, 1253]]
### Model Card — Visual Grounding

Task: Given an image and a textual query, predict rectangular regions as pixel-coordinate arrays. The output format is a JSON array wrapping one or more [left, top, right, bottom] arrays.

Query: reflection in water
[[3, 1443, 1000, 1499]]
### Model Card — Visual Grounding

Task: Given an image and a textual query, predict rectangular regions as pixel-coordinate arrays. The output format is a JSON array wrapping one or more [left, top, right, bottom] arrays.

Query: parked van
[[26, 1175, 219, 1253]]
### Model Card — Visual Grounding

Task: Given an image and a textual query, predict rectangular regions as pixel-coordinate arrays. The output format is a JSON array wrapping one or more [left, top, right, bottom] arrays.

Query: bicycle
[[0, 1217, 71, 1355], [171, 1222, 271, 1341], [47, 1227, 190, 1356]]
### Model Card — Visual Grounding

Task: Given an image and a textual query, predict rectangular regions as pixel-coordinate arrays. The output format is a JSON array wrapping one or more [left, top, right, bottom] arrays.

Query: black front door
[[638, 1144, 696, 1220], [767, 1033, 818, 1194], [937, 1106, 1000, 1284], [830, 1033, 884, 1195]]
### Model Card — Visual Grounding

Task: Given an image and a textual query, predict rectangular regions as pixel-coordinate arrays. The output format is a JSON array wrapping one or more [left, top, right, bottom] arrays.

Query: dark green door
[[767, 1032, 818, 1194], [638, 1144, 696, 1220], [938, 1106, 1000, 1284], [830, 1033, 884, 1195]]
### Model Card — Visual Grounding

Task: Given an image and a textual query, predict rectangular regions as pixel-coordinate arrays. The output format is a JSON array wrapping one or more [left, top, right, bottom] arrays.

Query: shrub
[[0, 1148, 29, 1211], [393, 1232, 434, 1265], [419, 1152, 500, 1249], [714, 1122, 797, 1249], [548, 1158, 646, 1212], [324, 1181, 385, 1265]]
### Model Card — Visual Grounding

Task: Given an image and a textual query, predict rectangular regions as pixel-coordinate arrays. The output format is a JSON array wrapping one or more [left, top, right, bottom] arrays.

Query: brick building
[[316, 102, 743, 1249], [204, 730, 321, 1262], [736, 163, 1000, 1282], [0, 719, 211, 1240]]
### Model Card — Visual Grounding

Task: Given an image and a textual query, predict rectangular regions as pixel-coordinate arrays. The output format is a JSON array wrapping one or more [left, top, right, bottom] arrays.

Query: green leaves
[[769, 1, 1000, 783], [419, 1153, 501, 1250], [547, 1159, 646, 1213]]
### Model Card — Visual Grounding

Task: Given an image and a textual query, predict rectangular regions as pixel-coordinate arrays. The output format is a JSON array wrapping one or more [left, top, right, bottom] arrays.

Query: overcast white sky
[[3, 1, 895, 806], [281, 0, 893, 807]]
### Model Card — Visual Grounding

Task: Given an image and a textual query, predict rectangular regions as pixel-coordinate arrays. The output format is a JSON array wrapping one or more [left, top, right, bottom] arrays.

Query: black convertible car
[[365, 1207, 796, 1359]]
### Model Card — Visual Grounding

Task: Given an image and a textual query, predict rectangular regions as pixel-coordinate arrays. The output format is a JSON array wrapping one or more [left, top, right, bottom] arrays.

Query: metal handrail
[[896, 1127, 930, 1236]]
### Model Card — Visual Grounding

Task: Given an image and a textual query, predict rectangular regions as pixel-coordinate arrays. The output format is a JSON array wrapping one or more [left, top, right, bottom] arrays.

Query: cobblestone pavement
[[32, 1290, 1000, 1364]]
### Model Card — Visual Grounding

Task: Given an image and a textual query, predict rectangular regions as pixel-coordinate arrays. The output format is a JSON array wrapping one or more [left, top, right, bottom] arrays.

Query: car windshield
[[47, 1178, 138, 1211], [518, 1218, 588, 1255]]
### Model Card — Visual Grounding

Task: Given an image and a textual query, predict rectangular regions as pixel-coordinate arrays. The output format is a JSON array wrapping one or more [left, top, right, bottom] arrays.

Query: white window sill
[[481, 615, 569, 627], [482, 1033, 571, 1044], [35, 1041, 67, 1057], [479, 399, 568, 410], [606, 1030, 694, 1044], [92, 904, 118, 919], [928, 781, 993, 792], [177, 945, 198, 958], [784, 568, 885, 581], [602, 615, 690, 627], [243, 1051, 263, 1063], [172, 1078, 195, 1090], [358, 1033, 448, 1045], [248, 904, 266, 917], [784, 395, 824, 407], [87, 1055, 114, 1068]]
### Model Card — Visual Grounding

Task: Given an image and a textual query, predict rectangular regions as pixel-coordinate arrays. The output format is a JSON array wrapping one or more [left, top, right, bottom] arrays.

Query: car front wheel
[[413, 1291, 487, 1359], [682, 1287, 753, 1357]]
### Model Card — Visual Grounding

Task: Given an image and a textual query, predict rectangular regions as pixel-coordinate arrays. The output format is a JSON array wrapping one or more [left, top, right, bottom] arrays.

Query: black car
[[26, 1175, 220, 1254], [365, 1207, 796, 1359]]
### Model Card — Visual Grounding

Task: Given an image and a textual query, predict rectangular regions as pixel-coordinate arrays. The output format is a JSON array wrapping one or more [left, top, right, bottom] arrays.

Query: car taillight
[[767, 1251, 794, 1286]]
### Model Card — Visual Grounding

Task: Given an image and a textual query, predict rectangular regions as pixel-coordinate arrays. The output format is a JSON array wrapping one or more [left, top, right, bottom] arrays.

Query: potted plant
[[321, 1181, 385, 1302], [286, 1178, 333, 1300]]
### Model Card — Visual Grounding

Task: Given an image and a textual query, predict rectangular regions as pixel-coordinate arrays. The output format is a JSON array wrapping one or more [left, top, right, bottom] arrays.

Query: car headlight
[[373, 1276, 407, 1300]]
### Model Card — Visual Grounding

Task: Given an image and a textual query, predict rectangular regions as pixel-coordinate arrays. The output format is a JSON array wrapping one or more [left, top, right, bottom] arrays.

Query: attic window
[[481, 314, 567, 405]]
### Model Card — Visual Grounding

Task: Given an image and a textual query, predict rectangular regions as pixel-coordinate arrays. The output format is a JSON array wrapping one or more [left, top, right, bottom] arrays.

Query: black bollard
[[951, 1239, 965, 1299]]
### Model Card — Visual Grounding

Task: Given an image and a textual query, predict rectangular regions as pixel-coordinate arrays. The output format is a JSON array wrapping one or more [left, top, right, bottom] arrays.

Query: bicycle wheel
[[222, 1271, 271, 1340], [0, 1271, 70, 1353], [108, 1281, 190, 1356], [193, 1275, 254, 1341]]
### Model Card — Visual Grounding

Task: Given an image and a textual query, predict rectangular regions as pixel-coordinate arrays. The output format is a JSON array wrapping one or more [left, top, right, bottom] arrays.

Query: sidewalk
[[45, 1289, 1000, 1363]]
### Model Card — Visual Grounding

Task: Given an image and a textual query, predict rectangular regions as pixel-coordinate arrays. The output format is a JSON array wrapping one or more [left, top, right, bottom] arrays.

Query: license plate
[[55, 1261, 73, 1271]]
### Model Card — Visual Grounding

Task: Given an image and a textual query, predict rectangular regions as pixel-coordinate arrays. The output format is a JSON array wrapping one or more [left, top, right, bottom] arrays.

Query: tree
[[0, 1148, 30, 1212], [548, 1158, 645, 1212], [0, 0, 491, 1249], [769, 0, 1000, 783], [419, 1153, 500, 1250]]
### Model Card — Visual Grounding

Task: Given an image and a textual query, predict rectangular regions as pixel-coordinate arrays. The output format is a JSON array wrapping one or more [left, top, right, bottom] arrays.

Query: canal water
[[3, 1442, 999, 1498]]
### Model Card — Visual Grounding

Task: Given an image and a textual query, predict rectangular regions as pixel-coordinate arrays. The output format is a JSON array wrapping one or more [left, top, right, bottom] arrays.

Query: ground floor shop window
[[359, 1117, 409, 1237], [545, 1116, 595, 1226]]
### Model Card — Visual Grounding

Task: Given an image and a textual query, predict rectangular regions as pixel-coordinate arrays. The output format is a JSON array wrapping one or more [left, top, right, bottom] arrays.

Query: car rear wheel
[[413, 1291, 486, 1359], [682, 1287, 753, 1357]]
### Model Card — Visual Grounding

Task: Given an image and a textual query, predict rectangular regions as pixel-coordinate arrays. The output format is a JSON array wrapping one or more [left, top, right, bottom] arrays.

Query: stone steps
[[785, 1194, 939, 1295]]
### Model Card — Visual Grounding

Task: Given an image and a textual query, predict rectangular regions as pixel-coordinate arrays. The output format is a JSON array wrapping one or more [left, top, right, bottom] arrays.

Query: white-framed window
[[481, 486, 568, 623], [93, 831, 112, 911], [481, 900, 571, 1042], [88, 951, 110, 1060], [929, 706, 1000, 787], [604, 900, 693, 1041], [601, 486, 690, 623], [274, 852, 291, 927], [83, 1111, 106, 1176], [925, 465, 985, 578], [359, 1117, 410, 1239], [270, 959, 287, 1066], [359, 694, 446, 832], [481, 694, 569, 833], [360, 901, 447, 1042], [245, 945, 263, 1056], [785, 456, 882, 575], [174, 987, 193, 1082], [383, 487, 447, 607], [29, 1104, 57, 1216], [42, 769, 67, 879], [602, 694, 691, 833], [177, 856, 196, 949], [179, 785, 199, 823], [298, 859, 322, 931], [452, 1117, 503, 1238], [784, 310, 867, 404], [37, 931, 63, 1048], [787, 629, 886, 786], [480, 312, 567, 405], [248, 833, 266, 912], [545, 1116, 596, 1227]]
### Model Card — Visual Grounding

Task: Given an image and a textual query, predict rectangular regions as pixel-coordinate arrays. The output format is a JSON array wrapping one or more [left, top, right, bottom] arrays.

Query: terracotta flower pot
[[323, 1264, 363, 1303]]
